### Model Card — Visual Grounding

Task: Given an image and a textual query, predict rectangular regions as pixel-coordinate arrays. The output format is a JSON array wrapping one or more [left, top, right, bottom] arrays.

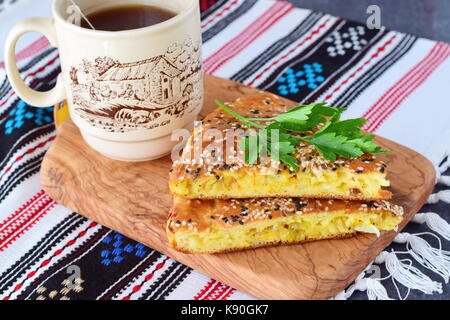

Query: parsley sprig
[[214, 100, 387, 171]]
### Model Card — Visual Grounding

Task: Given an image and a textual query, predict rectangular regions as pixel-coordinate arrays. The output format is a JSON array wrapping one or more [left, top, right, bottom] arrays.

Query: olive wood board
[[41, 74, 435, 300]]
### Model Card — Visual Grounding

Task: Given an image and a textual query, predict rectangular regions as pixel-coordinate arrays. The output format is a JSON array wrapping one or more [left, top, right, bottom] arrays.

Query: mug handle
[[4, 17, 66, 107]]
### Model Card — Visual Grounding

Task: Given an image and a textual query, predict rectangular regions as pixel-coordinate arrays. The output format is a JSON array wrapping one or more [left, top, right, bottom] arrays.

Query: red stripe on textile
[[193, 279, 217, 300], [0, 55, 59, 108], [245, 18, 333, 86], [0, 191, 47, 233], [204, 1, 285, 71], [368, 45, 450, 132], [1, 221, 98, 300], [0, 192, 55, 251], [0, 190, 45, 228], [0, 37, 50, 69], [208, 283, 232, 300], [201, 0, 240, 29], [205, 1, 293, 74], [204, 1, 293, 74], [324, 34, 397, 101], [0, 135, 56, 182], [362, 43, 443, 125], [362, 43, 450, 132], [201, 281, 224, 300], [200, 0, 208, 12], [120, 257, 170, 300], [219, 287, 236, 300]]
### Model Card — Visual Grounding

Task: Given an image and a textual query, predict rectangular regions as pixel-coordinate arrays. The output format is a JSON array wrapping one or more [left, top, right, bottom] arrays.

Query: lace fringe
[[335, 154, 450, 300]]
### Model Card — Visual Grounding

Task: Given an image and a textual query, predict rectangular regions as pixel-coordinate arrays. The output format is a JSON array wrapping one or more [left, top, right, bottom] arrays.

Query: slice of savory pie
[[169, 93, 391, 200], [167, 196, 403, 254]]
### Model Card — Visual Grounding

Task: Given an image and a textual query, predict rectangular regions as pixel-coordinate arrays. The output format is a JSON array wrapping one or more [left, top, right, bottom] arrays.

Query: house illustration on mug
[[96, 56, 183, 105], [69, 38, 202, 132]]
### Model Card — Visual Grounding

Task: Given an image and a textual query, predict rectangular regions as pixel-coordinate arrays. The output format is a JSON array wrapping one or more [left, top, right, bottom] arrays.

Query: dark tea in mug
[[80, 4, 177, 31]]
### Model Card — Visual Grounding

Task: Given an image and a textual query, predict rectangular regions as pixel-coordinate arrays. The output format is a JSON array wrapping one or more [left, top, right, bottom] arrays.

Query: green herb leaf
[[301, 132, 364, 161], [214, 100, 387, 170]]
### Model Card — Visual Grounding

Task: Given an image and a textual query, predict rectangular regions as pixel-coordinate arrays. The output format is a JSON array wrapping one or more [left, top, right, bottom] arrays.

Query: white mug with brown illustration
[[4, 0, 203, 161]]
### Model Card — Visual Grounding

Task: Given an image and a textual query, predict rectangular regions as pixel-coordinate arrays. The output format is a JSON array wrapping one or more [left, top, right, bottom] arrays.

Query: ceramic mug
[[4, 0, 203, 161]]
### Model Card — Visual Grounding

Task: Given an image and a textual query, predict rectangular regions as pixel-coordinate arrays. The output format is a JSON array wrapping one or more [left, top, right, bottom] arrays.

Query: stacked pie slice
[[167, 94, 403, 254]]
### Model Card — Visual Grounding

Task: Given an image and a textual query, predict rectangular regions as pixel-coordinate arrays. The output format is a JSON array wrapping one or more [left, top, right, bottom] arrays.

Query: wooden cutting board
[[41, 74, 435, 300]]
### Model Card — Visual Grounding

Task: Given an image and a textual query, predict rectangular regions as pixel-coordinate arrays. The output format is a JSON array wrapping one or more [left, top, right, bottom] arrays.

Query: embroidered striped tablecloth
[[1, 0, 449, 300]]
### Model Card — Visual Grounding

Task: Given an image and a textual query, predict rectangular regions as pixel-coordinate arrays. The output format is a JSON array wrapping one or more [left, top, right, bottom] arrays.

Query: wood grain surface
[[41, 74, 436, 300]]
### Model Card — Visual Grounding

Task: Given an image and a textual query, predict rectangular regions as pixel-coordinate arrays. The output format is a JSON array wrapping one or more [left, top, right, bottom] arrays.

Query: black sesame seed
[[187, 219, 192, 223], [240, 212, 248, 216], [238, 221, 244, 225], [302, 167, 307, 172], [210, 216, 215, 219], [274, 204, 280, 211], [332, 167, 337, 171], [264, 209, 270, 213], [221, 163, 230, 170], [268, 215, 273, 219], [250, 109, 260, 114], [362, 158, 374, 162], [176, 220, 181, 225], [356, 170, 364, 174], [241, 205, 249, 211], [215, 175, 220, 180], [379, 167, 385, 173], [294, 199, 307, 211]]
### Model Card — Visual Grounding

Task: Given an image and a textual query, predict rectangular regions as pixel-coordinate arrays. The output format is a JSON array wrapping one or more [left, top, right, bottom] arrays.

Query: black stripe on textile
[[0, 213, 85, 294], [202, 0, 258, 43], [97, 251, 162, 300], [21, 229, 162, 300], [17, 226, 111, 300], [231, 11, 324, 83], [153, 266, 192, 300], [256, 19, 346, 90], [258, 21, 384, 103], [302, 28, 388, 104], [0, 122, 54, 170], [140, 262, 192, 300], [0, 123, 55, 201], [0, 80, 57, 166], [200, 0, 228, 20], [0, 48, 57, 98], [0, 68, 60, 123], [0, 153, 45, 202], [333, 34, 417, 108]]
